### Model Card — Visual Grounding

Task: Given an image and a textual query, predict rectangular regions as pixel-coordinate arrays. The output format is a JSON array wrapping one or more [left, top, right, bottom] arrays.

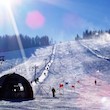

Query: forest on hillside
[[0, 34, 51, 52], [75, 29, 110, 40]]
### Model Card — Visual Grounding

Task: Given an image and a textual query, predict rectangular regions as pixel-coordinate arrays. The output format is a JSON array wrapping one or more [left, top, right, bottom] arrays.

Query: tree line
[[75, 29, 110, 40], [0, 34, 51, 52]]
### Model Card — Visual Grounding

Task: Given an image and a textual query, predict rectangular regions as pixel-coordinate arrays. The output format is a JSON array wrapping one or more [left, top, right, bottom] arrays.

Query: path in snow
[[31, 45, 56, 84], [79, 41, 110, 61]]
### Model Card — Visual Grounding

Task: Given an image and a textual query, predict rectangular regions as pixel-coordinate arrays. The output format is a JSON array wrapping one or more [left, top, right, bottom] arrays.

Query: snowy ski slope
[[1, 37, 110, 109]]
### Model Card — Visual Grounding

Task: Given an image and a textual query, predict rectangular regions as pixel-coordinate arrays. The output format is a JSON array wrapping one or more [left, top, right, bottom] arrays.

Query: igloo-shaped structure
[[0, 73, 33, 101]]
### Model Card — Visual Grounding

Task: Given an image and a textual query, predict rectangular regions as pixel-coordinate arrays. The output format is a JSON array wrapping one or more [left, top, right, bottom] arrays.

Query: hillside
[[0, 36, 110, 109]]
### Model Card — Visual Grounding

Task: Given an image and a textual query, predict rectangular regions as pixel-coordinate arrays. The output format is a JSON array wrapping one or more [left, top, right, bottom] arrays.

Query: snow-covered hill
[[1, 37, 110, 110]]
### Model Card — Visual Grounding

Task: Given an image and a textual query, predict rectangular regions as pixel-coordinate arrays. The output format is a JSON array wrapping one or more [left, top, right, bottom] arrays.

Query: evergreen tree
[[0, 34, 51, 52]]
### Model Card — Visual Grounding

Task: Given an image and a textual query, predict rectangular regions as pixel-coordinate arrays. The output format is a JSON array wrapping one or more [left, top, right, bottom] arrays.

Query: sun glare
[[0, 0, 22, 8], [0, 0, 28, 74], [0, 0, 11, 7]]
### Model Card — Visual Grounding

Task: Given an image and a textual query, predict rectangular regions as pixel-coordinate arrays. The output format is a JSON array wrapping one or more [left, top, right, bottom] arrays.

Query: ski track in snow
[[33, 44, 56, 84], [1, 39, 110, 109], [79, 41, 110, 61]]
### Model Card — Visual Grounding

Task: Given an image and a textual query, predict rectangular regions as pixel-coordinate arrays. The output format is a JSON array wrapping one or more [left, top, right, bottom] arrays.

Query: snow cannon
[[0, 72, 33, 101]]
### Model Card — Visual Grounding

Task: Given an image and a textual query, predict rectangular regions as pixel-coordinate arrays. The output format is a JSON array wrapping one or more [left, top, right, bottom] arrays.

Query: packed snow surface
[[1, 36, 110, 109]]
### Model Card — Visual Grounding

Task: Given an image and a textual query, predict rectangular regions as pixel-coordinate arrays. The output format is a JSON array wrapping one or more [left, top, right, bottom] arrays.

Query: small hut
[[0, 73, 33, 101]]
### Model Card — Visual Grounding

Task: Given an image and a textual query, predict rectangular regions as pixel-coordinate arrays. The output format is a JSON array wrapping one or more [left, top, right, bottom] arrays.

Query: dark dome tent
[[0, 73, 33, 101]]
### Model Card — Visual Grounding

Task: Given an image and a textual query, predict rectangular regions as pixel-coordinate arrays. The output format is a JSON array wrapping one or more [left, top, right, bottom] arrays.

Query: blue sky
[[0, 0, 110, 42]]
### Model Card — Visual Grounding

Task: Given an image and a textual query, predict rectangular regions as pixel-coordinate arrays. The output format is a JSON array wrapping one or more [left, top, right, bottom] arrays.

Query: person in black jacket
[[52, 87, 56, 97], [95, 80, 97, 85]]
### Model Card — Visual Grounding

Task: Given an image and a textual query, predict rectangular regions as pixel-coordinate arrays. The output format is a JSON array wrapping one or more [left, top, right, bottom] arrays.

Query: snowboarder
[[95, 80, 97, 85], [52, 87, 56, 97]]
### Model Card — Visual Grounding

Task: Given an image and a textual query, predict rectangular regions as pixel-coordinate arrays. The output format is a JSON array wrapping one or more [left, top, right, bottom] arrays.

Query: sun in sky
[[0, 0, 22, 27], [0, 0, 22, 7]]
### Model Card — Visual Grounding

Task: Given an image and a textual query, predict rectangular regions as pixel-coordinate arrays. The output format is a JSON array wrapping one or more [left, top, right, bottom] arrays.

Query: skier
[[95, 80, 97, 85], [35, 78, 39, 83], [52, 87, 56, 97], [31, 78, 39, 84]]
